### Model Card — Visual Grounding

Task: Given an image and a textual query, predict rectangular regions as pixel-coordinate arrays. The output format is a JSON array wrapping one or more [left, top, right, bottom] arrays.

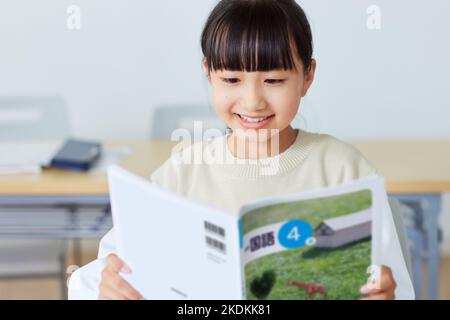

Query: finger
[[378, 265, 396, 290], [108, 271, 143, 300], [359, 291, 395, 300], [107, 254, 131, 274], [99, 283, 129, 300], [361, 285, 383, 295], [364, 265, 396, 292]]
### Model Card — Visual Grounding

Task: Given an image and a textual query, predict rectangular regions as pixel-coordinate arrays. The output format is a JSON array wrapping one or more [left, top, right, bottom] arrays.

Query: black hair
[[201, 0, 313, 74]]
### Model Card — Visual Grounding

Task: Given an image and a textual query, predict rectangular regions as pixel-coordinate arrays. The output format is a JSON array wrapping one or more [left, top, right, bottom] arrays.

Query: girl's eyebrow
[[218, 69, 290, 74], [214, 68, 293, 77], [267, 71, 289, 75]]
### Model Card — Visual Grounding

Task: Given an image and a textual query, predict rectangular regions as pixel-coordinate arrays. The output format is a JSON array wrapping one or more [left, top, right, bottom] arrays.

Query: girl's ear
[[202, 58, 211, 83], [301, 59, 316, 97]]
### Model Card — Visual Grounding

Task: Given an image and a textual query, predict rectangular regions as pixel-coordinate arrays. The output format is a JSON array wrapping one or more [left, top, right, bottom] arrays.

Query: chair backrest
[[388, 197, 414, 280], [0, 96, 70, 141], [149, 105, 226, 140]]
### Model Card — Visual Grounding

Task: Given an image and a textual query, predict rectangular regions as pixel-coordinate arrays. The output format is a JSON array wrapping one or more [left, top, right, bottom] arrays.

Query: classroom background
[[0, 0, 449, 300]]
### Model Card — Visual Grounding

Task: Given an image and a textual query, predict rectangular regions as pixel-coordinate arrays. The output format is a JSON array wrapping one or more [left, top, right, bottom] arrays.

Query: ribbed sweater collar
[[210, 129, 317, 179]]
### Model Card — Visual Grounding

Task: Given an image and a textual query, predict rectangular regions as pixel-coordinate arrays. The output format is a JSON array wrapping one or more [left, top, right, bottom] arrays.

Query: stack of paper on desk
[[0, 140, 62, 174]]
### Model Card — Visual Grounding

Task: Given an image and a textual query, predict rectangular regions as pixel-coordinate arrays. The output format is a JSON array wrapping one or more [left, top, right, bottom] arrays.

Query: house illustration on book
[[314, 209, 371, 248]]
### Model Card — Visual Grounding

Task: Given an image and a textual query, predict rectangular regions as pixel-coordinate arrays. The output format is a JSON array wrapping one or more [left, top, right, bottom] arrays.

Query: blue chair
[[395, 199, 443, 299]]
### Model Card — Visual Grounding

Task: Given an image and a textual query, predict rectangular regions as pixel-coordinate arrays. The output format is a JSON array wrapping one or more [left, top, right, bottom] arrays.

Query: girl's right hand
[[98, 253, 144, 300]]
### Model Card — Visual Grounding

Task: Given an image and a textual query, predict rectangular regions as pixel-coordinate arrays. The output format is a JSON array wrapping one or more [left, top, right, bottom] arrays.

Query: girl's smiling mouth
[[234, 113, 275, 129]]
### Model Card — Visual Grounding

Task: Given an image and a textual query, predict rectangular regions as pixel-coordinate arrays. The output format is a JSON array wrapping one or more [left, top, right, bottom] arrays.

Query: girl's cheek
[[268, 90, 299, 110], [214, 89, 236, 108], [212, 93, 235, 117]]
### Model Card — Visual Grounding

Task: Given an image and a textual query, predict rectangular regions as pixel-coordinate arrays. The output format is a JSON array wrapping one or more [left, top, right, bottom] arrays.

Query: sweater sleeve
[[316, 134, 378, 184], [68, 229, 116, 300]]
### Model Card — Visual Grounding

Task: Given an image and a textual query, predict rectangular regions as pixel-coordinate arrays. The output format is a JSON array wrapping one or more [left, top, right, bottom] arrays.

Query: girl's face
[[204, 51, 316, 143]]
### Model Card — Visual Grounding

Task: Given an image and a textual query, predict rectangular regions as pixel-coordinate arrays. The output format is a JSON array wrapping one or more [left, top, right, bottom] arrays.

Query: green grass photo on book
[[242, 189, 372, 300]]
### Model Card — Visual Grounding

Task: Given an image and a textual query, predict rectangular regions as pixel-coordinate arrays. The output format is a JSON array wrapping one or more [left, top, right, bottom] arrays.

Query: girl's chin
[[229, 127, 280, 142]]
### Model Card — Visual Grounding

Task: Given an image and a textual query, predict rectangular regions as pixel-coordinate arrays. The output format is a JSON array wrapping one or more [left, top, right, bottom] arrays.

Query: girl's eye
[[222, 78, 240, 84], [265, 79, 286, 84]]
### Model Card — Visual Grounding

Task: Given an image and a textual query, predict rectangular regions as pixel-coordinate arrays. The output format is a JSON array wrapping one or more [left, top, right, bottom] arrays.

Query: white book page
[[108, 165, 243, 300]]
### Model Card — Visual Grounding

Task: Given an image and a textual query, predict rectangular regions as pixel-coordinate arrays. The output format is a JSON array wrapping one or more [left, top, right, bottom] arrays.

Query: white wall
[[301, 0, 450, 139], [1, 0, 449, 140], [0, 0, 215, 139]]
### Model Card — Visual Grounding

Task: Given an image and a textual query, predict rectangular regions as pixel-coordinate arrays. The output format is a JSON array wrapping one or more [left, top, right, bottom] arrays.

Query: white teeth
[[239, 115, 271, 123]]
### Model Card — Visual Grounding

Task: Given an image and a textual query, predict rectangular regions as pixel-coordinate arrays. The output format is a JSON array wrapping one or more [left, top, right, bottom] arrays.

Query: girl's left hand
[[359, 265, 397, 300]]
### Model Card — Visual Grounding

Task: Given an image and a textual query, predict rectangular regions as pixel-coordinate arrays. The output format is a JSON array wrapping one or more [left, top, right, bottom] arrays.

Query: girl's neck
[[227, 126, 299, 160]]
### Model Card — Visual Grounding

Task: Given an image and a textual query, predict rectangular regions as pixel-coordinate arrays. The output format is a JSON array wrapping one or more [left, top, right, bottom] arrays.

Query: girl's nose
[[239, 88, 267, 112]]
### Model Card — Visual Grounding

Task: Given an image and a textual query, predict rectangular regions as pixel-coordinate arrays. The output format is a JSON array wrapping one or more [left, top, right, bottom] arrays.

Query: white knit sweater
[[151, 130, 377, 214]]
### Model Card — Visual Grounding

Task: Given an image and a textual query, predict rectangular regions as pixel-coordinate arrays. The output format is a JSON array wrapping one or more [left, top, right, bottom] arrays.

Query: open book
[[108, 165, 384, 300]]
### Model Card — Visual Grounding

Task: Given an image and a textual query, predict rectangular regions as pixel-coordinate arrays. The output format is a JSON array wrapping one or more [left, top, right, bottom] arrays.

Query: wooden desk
[[351, 139, 450, 193], [0, 140, 176, 197], [1, 139, 448, 196]]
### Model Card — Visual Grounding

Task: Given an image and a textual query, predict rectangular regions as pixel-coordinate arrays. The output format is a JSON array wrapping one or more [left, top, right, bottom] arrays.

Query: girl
[[69, 0, 414, 300]]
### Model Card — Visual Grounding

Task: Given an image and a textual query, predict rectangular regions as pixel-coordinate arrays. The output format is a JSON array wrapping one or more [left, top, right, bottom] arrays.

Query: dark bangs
[[201, 0, 313, 73]]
